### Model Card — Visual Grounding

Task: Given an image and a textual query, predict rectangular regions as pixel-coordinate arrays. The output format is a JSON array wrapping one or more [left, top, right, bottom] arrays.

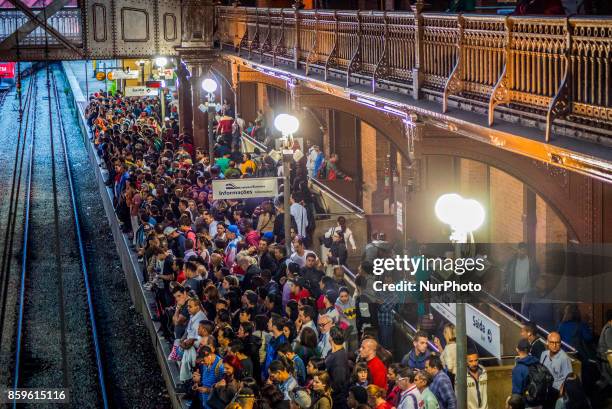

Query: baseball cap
[[163, 226, 177, 235], [325, 289, 339, 304], [289, 388, 311, 409]]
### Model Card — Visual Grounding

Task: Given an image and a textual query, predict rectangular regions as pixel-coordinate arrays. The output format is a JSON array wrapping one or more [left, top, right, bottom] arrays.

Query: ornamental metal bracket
[[545, 18, 573, 143], [324, 11, 339, 81], [346, 12, 363, 87], [442, 14, 465, 113], [488, 16, 513, 126], [248, 8, 261, 60], [272, 9, 286, 66], [237, 7, 249, 56], [372, 11, 390, 93], [259, 9, 272, 62], [305, 11, 320, 77]]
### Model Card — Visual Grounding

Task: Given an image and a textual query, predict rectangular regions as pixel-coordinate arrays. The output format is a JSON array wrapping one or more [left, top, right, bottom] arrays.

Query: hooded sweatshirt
[[335, 297, 356, 328], [511, 354, 539, 395]]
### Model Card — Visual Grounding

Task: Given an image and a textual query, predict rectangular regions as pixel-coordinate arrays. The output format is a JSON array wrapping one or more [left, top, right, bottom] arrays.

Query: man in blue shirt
[[425, 355, 456, 409], [540, 332, 572, 394], [193, 346, 225, 409]]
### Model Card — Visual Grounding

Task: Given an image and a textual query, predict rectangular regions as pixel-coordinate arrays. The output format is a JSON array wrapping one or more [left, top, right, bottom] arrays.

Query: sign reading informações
[[125, 86, 158, 97], [431, 303, 502, 358], [212, 178, 278, 200]]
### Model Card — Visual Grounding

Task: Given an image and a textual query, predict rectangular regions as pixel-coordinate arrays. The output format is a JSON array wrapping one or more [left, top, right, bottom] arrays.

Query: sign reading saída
[[212, 178, 278, 200]]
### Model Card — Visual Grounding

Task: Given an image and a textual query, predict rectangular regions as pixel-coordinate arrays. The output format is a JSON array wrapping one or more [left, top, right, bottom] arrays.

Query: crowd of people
[[83, 90, 612, 409]]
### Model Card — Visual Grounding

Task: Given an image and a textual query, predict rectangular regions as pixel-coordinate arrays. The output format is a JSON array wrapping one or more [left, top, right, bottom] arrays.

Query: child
[[351, 362, 370, 388]]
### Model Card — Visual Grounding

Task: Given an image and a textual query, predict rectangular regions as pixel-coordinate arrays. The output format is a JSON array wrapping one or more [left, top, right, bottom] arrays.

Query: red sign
[[145, 80, 162, 88]]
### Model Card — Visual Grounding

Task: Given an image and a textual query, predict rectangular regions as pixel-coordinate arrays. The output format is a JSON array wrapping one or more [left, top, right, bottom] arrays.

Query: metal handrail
[[241, 131, 365, 216], [341, 265, 441, 354], [427, 269, 578, 354], [481, 289, 578, 353], [308, 176, 365, 216]]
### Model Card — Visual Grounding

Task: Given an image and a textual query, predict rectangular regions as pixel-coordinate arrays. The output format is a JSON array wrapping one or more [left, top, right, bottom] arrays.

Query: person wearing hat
[[164, 225, 186, 259], [322, 289, 340, 324], [512, 339, 544, 409]]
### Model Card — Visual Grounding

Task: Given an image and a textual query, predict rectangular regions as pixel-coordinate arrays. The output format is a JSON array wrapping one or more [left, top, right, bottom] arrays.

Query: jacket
[[401, 349, 431, 370], [504, 255, 539, 295], [511, 355, 539, 395], [467, 365, 488, 409]]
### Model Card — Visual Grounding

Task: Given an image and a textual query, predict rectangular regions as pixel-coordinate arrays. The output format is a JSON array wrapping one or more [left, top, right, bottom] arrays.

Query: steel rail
[[0, 69, 35, 346], [50, 67, 110, 409], [11, 68, 37, 406]]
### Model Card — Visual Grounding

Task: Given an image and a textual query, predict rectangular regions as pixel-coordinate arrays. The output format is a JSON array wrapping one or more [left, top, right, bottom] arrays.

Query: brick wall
[[489, 167, 524, 262], [360, 123, 390, 214], [459, 159, 489, 242], [360, 122, 378, 214]]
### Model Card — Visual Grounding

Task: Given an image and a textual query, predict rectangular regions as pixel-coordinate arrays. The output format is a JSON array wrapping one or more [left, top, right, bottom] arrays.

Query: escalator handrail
[[341, 265, 440, 354], [427, 270, 577, 354], [480, 289, 578, 353]]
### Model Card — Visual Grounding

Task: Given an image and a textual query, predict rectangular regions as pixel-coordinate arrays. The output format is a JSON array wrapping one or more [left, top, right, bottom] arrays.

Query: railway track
[[2, 64, 110, 408]]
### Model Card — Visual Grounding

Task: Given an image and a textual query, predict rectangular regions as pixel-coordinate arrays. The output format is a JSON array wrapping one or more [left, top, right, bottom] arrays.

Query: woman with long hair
[[311, 371, 333, 409], [293, 327, 319, 364]]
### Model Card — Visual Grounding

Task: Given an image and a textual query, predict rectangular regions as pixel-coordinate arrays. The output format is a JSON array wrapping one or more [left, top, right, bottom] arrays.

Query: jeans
[[379, 323, 394, 350]]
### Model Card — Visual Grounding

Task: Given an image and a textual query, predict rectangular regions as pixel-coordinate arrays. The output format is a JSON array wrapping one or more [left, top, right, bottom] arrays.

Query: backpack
[[521, 361, 554, 406]]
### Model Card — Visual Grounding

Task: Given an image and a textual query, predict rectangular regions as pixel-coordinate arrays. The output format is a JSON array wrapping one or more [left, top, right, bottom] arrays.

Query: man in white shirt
[[504, 242, 539, 310], [467, 351, 488, 409], [397, 367, 424, 409], [290, 194, 309, 238], [290, 236, 316, 268]]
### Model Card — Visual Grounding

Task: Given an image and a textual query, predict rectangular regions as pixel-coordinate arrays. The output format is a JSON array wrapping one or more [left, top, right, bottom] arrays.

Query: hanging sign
[[431, 303, 502, 359], [396, 202, 403, 232], [125, 86, 158, 97], [95, 71, 106, 81], [212, 178, 278, 200], [109, 70, 139, 80]]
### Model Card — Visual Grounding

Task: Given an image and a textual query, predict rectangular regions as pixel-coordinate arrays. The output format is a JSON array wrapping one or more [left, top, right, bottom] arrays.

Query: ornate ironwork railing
[[0, 9, 81, 45], [217, 7, 612, 142]]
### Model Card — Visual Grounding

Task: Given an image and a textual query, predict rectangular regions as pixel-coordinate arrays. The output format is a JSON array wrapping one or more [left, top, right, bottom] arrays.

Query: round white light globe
[[434, 193, 463, 226], [201, 78, 218, 93], [453, 198, 485, 233], [154, 57, 168, 68], [274, 113, 300, 135]]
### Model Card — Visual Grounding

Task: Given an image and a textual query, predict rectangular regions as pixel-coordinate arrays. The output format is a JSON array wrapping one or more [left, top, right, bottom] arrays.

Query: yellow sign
[[106, 71, 114, 81], [95, 71, 106, 81]]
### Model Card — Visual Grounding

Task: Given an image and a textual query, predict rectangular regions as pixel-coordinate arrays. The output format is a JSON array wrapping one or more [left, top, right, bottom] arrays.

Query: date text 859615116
[[1, 388, 69, 403]]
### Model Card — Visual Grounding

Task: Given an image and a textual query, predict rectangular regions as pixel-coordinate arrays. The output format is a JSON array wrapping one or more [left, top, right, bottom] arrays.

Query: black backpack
[[521, 361, 554, 406]]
